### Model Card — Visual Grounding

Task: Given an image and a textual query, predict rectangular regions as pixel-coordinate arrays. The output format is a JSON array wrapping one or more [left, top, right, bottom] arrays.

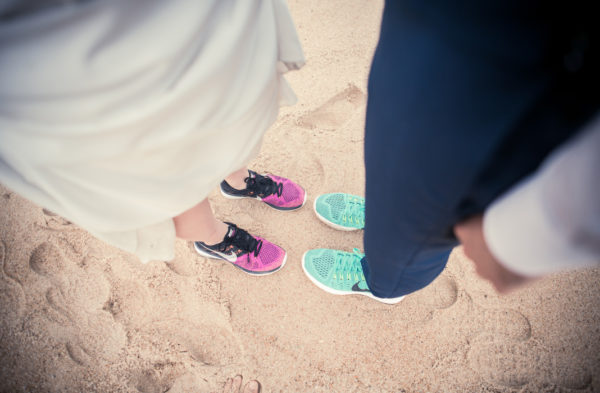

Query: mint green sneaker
[[301, 248, 404, 304], [313, 193, 365, 230]]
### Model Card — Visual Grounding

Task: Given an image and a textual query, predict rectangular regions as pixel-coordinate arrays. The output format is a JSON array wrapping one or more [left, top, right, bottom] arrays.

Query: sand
[[1, 1, 599, 392]]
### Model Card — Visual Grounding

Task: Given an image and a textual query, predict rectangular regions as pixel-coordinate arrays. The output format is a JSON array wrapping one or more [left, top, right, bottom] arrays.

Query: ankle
[[225, 170, 249, 190], [201, 222, 229, 245]]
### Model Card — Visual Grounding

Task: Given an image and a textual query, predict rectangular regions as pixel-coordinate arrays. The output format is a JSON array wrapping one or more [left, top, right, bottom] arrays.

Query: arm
[[456, 114, 600, 292]]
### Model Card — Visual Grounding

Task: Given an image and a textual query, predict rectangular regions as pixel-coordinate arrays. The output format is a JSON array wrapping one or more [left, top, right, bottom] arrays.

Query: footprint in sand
[[29, 242, 69, 277], [295, 154, 327, 191], [166, 256, 198, 277], [165, 373, 260, 393], [131, 366, 192, 393], [145, 320, 241, 367], [166, 241, 217, 277], [127, 319, 241, 392], [167, 372, 211, 393], [25, 241, 127, 366], [413, 274, 459, 310], [39, 208, 76, 231], [216, 375, 261, 393], [129, 324, 244, 393], [388, 272, 583, 390], [0, 240, 25, 324], [252, 148, 327, 193], [366, 269, 558, 389], [465, 299, 590, 390], [468, 335, 592, 389], [103, 278, 153, 328], [164, 242, 197, 277], [297, 84, 366, 131], [476, 307, 531, 341], [375, 274, 459, 322]]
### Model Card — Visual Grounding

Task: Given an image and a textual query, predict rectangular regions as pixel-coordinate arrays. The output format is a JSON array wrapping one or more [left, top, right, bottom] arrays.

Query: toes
[[231, 375, 243, 392], [243, 380, 261, 393], [223, 378, 233, 393]]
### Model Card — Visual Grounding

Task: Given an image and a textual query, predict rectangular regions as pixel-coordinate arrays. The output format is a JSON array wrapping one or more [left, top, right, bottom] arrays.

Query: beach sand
[[1, 1, 599, 392]]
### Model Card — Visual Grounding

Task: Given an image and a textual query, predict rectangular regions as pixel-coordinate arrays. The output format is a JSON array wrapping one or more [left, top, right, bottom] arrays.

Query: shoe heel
[[193, 242, 220, 259], [220, 187, 249, 200]]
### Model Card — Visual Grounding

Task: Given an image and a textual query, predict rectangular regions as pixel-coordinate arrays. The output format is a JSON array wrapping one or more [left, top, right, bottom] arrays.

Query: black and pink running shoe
[[220, 170, 306, 211], [194, 223, 287, 275]]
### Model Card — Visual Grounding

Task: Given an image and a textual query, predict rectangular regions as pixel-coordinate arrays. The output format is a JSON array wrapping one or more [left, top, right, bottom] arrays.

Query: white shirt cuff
[[483, 114, 600, 277]]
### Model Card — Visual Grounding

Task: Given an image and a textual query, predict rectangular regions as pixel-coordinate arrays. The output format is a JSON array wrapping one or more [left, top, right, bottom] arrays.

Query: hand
[[454, 215, 534, 293]]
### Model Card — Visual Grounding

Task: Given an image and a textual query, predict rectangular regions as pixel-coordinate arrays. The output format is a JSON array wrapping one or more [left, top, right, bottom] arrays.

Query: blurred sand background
[[1, 1, 599, 392]]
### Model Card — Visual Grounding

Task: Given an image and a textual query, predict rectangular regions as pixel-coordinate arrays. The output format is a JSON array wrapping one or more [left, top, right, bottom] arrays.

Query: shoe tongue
[[226, 226, 236, 239]]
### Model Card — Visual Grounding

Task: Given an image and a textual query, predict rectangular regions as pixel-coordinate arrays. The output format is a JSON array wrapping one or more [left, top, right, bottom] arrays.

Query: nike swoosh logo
[[351, 282, 370, 292], [212, 249, 238, 263]]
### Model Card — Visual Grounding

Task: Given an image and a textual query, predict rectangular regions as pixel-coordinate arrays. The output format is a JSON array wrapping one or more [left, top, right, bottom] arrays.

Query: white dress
[[0, 0, 305, 261]]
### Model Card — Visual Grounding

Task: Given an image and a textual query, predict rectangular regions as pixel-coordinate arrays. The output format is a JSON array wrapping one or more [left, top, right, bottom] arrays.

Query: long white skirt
[[0, 0, 304, 261]]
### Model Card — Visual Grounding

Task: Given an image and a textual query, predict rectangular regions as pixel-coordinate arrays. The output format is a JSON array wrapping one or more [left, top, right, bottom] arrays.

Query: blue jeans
[[361, 0, 599, 298]]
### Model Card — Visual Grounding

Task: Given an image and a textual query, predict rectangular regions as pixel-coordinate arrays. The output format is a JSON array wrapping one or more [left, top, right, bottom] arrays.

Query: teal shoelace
[[332, 249, 366, 284], [341, 197, 365, 226]]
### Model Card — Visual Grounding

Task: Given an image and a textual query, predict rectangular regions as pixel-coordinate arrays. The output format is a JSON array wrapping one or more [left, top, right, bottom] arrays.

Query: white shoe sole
[[312, 197, 362, 231], [301, 251, 404, 304]]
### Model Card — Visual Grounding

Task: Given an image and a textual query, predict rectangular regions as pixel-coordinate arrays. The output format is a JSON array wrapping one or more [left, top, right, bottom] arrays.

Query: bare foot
[[222, 375, 261, 393]]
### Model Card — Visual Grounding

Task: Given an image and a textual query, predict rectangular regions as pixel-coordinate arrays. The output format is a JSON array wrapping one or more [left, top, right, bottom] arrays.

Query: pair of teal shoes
[[303, 193, 404, 304]]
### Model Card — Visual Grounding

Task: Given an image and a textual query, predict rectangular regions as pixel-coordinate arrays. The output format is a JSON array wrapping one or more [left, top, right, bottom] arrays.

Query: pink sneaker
[[220, 170, 307, 210], [194, 223, 287, 275]]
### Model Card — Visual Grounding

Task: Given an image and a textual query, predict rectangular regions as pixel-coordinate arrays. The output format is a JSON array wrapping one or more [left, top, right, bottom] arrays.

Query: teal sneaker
[[301, 248, 404, 304], [313, 193, 365, 230]]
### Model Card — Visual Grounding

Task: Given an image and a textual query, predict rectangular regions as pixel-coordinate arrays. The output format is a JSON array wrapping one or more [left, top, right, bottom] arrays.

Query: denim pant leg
[[360, 5, 519, 298], [359, 1, 591, 298]]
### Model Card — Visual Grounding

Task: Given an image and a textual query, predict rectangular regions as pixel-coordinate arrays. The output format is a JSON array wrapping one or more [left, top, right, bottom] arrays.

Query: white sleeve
[[482, 113, 600, 277]]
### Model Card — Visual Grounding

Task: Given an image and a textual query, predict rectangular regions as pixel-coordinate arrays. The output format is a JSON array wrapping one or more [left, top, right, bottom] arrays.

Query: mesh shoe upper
[[303, 248, 368, 292], [314, 193, 365, 229], [221, 170, 306, 210], [302, 248, 404, 304], [195, 223, 286, 274]]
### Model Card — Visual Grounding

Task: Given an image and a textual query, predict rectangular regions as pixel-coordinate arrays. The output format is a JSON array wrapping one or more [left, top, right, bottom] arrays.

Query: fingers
[[454, 215, 532, 294], [453, 215, 482, 242]]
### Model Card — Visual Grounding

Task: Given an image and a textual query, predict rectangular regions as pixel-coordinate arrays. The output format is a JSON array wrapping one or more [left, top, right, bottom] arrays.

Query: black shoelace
[[245, 172, 283, 198], [220, 223, 263, 257]]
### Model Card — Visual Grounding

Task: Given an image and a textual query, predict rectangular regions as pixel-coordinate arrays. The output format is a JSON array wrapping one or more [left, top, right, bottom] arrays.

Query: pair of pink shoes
[[194, 170, 306, 275]]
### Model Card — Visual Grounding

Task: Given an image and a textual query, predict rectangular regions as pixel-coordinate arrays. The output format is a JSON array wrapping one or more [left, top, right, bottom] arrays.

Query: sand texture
[[1, 1, 599, 392]]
